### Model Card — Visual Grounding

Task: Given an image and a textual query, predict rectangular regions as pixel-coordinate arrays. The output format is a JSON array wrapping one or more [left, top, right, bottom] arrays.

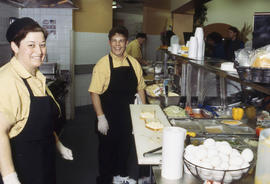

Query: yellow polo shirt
[[126, 39, 142, 61], [89, 52, 146, 94], [0, 57, 59, 138]]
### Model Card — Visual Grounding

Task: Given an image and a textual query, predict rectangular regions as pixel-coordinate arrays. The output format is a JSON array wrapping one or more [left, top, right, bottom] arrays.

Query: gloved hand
[[56, 141, 73, 160], [97, 114, 109, 135], [2, 172, 21, 184], [134, 93, 142, 104]]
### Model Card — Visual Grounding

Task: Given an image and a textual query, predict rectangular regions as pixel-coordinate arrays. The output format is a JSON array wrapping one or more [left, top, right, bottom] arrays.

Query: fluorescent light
[[112, 1, 116, 5], [112, 5, 117, 9]]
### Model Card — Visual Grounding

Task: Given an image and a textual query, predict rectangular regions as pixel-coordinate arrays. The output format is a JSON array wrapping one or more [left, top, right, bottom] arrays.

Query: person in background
[[156, 30, 175, 61], [126, 33, 148, 66], [89, 26, 146, 184], [0, 17, 73, 184], [224, 26, 244, 60], [205, 32, 226, 59]]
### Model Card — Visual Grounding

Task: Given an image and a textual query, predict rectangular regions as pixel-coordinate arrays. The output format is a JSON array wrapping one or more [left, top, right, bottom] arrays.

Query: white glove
[[134, 93, 142, 104], [56, 141, 73, 160], [2, 172, 21, 184], [97, 114, 109, 135]]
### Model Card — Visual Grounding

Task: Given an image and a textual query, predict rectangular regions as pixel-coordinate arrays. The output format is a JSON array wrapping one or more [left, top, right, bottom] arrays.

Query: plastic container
[[170, 35, 179, 46], [255, 128, 270, 184]]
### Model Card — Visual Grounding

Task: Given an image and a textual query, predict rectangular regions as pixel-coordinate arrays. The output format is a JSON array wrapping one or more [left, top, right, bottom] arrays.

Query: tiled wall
[[19, 8, 72, 70], [0, 2, 18, 64]]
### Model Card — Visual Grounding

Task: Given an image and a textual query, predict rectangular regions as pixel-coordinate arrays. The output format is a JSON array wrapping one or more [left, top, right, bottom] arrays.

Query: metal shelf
[[174, 55, 270, 96]]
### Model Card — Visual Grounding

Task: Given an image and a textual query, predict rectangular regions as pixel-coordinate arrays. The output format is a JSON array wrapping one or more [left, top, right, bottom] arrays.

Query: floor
[[55, 105, 144, 184]]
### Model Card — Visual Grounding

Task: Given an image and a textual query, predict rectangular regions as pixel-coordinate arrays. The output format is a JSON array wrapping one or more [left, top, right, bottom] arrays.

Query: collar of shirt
[[10, 57, 46, 82], [110, 51, 129, 64]]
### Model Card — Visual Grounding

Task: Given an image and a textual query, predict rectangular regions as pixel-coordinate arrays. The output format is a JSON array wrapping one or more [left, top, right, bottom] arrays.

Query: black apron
[[96, 55, 138, 184], [0, 78, 58, 184]]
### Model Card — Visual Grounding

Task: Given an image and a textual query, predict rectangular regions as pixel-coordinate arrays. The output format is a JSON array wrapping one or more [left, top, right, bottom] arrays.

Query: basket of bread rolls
[[234, 45, 270, 84]]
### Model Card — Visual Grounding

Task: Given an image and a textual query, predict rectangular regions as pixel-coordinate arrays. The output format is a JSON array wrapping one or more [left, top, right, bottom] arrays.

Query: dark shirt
[[213, 42, 226, 59], [225, 39, 244, 61]]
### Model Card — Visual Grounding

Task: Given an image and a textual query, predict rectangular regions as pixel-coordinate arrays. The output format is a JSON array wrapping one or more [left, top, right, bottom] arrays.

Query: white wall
[[74, 32, 110, 106], [74, 32, 110, 64], [205, 0, 270, 40]]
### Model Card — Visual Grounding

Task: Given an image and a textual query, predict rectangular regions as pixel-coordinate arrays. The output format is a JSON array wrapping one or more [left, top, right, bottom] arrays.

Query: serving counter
[[130, 104, 171, 165], [134, 53, 269, 184]]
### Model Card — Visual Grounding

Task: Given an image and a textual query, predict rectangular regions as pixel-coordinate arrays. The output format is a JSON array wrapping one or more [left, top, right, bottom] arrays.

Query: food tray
[[173, 119, 203, 133], [228, 126, 256, 135], [163, 106, 189, 120], [204, 125, 226, 134]]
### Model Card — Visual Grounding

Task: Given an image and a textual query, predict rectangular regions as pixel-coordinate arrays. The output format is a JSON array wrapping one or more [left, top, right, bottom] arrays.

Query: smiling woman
[[11, 32, 47, 75], [0, 17, 73, 184]]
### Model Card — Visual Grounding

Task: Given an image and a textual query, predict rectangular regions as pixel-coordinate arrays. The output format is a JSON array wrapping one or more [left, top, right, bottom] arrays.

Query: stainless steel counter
[[152, 166, 255, 184]]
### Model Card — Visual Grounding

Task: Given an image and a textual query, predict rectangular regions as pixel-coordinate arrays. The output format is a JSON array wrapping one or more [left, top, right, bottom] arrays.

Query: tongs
[[198, 104, 219, 117], [143, 132, 196, 157]]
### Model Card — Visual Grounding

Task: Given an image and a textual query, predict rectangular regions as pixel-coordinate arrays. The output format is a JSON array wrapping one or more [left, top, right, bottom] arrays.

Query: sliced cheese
[[145, 118, 164, 131], [140, 110, 155, 119]]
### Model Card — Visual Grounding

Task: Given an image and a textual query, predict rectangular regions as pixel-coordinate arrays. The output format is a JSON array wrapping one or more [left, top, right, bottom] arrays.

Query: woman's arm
[[0, 112, 15, 177], [137, 89, 146, 104]]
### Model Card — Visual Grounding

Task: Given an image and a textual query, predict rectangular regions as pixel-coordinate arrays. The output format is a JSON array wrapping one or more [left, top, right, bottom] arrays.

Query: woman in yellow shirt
[[0, 17, 73, 184]]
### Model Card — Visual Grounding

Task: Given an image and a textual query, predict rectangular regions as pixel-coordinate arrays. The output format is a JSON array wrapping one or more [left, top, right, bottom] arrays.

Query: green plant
[[239, 23, 252, 43], [193, 0, 212, 31]]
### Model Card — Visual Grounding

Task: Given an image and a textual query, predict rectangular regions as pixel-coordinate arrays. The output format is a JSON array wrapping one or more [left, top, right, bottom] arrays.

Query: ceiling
[[114, 0, 146, 14], [115, 2, 143, 14], [0, 0, 77, 8]]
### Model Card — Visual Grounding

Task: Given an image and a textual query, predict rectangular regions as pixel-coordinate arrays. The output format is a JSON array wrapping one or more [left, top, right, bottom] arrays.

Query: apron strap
[[108, 54, 133, 69], [108, 55, 113, 71], [22, 78, 34, 97], [22, 78, 48, 97]]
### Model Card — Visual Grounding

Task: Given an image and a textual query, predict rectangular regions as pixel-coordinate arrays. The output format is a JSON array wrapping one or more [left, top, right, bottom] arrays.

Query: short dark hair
[[228, 26, 239, 37], [136, 33, 147, 39], [13, 26, 48, 47], [108, 26, 129, 40], [207, 32, 223, 44], [6, 17, 47, 47]]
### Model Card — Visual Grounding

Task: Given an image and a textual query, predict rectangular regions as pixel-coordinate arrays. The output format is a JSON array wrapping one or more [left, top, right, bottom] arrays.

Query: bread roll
[[252, 53, 270, 68], [140, 110, 155, 119], [145, 118, 164, 131]]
